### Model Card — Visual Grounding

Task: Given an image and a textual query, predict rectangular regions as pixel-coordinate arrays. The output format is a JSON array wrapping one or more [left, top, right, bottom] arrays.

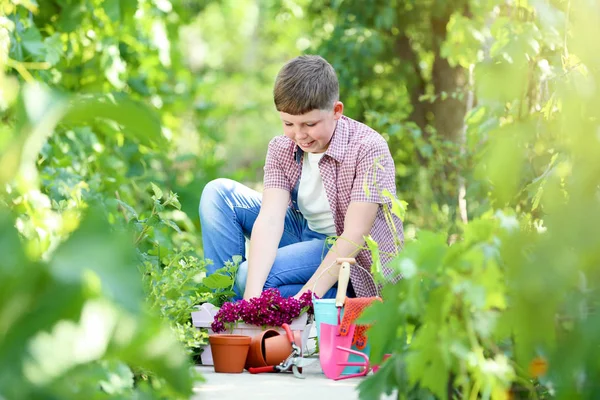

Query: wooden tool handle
[[335, 261, 351, 307]]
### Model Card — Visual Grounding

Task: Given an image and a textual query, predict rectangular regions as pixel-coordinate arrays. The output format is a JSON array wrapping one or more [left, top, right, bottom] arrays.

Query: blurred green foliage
[[350, 0, 600, 399], [1, 0, 600, 399]]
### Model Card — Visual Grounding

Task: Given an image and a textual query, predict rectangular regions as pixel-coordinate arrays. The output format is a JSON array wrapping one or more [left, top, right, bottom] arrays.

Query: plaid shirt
[[263, 115, 404, 297]]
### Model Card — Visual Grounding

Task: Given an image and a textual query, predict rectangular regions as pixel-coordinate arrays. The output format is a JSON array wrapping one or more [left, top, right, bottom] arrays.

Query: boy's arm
[[295, 201, 378, 298], [243, 187, 290, 300], [295, 136, 396, 299]]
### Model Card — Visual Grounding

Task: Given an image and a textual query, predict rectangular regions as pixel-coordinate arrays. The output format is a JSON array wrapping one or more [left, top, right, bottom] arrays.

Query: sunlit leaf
[[201, 273, 233, 290], [161, 219, 182, 233], [20, 26, 46, 58], [150, 183, 163, 200], [50, 210, 143, 313], [44, 33, 63, 66], [63, 94, 164, 147], [103, 0, 121, 22], [116, 199, 139, 219], [382, 189, 407, 220]]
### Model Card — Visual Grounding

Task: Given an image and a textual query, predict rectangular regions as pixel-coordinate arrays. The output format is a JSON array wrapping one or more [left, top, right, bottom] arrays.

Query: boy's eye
[[283, 122, 316, 127]]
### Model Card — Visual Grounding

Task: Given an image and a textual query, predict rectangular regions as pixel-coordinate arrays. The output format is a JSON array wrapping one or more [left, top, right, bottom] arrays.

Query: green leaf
[[0, 213, 89, 387], [475, 60, 528, 103], [108, 316, 193, 394], [531, 184, 544, 212], [382, 189, 408, 220], [362, 176, 371, 199], [202, 273, 234, 290], [0, 212, 27, 273], [0, 83, 69, 185], [116, 200, 138, 219], [357, 355, 405, 400], [163, 191, 181, 209], [161, 219, 182, 233], [398, 258, 417, 278], [20, 26, 46, 59], [57, 2, 86, 33], [364, 235, 382, 277], [2, 84, 165, 186], [44, 33, 64, 66], [50, 210, 143, 313], [99, 361, 134, 394], [477, 122, 532, 205], [120, 0, 138, 23], [150, 183, 163, 200], [104, 0, 121, 22], [63, 94, 165, 147], [146, 214, 160, 228], [406, 323, 450, 400]]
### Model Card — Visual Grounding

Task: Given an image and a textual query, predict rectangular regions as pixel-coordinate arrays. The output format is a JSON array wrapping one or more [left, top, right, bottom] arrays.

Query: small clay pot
[[208, 334, 251, 373], [245, 329, 280, 369], [263, 330, 302, 366]]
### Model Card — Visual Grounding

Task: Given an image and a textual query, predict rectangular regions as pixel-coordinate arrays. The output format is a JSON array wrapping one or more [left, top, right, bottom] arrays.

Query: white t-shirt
[[297, 152, 337, 237]]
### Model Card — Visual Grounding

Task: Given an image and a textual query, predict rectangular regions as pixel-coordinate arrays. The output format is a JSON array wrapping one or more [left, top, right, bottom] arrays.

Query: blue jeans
[[199, 178, 338, 299]]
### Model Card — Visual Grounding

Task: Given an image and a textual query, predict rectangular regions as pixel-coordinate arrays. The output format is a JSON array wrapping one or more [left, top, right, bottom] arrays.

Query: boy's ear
[[333, 101, 344, 119]]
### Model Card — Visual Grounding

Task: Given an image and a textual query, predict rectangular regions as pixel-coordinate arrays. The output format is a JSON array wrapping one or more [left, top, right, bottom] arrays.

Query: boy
[[199, 55, 403, 300]]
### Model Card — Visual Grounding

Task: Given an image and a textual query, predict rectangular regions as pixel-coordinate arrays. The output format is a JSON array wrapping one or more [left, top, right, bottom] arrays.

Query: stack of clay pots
[[208, 328, 302, 373]]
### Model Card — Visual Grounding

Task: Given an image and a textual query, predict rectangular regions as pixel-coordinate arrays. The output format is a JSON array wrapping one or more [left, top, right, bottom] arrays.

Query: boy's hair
[[274, 55, 339, 115]]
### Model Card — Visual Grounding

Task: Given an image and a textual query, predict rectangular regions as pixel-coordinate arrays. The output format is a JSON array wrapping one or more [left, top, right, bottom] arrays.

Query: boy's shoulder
[[342, 115, 389, 149], [343, 116, 382, 138]]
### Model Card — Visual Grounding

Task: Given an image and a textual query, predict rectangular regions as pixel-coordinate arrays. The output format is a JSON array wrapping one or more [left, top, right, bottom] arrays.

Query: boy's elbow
[[340, 228, 370, 243], [254, 212, 285, 232]]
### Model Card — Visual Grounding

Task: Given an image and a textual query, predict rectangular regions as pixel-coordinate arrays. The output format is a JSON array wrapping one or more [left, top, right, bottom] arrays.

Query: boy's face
[[279, 101, 344, 154]]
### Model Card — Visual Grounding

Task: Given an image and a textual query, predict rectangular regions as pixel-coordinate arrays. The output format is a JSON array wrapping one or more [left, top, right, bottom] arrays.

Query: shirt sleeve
[[263, 137, 292, 191], [351, 138, 396, 204]]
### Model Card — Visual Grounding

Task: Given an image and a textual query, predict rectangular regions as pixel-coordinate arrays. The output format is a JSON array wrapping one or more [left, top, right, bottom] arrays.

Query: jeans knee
[[199, 178, 233, 217]]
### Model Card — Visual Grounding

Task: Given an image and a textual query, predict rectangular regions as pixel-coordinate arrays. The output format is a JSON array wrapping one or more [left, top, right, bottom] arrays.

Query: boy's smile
[[279, 102, 344, 154]]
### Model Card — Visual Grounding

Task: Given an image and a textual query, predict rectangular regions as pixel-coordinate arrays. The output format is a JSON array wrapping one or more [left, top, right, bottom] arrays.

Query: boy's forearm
[[243, 216, 283, 299], [298, 231, 366, 298]]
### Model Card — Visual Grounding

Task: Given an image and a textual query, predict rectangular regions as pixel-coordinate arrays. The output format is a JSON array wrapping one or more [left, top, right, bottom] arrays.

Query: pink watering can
[[317, 258, 372, 380]]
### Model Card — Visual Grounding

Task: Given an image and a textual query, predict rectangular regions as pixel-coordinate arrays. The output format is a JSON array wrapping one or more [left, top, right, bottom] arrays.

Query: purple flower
[[211, 289, 315, 333]]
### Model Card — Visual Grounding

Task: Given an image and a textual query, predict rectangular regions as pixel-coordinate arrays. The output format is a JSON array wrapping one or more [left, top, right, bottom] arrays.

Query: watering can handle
[[335, 259, 353, 307], [311, 257, 380, 299]]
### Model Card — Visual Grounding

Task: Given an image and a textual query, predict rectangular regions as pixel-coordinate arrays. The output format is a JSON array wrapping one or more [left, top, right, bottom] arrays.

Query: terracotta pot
[[208, 334, 251, 373], [245, 329, 280, 369], [263, 330, 302, 366]]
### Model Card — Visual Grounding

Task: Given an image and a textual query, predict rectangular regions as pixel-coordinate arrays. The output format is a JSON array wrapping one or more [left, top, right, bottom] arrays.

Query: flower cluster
[[211, 289, 314, 333]]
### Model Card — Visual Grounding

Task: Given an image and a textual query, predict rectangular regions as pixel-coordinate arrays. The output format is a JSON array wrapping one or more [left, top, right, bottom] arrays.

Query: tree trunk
[[394, 34, 429, 135], [431, 16, 467, 142]]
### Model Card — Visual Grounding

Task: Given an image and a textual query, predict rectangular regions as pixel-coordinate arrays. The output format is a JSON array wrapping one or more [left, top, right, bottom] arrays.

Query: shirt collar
[[324, 116, 348, 162], [293, 116, 349, 164]]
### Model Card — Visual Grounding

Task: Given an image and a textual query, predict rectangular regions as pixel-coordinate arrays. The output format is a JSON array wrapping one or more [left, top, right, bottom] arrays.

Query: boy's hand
[[292, 291, 304, 301]]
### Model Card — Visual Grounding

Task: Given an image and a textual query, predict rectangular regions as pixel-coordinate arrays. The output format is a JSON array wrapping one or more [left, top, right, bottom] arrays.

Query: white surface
[[192, 359, 398, 400], [192, 360, 359, 400]]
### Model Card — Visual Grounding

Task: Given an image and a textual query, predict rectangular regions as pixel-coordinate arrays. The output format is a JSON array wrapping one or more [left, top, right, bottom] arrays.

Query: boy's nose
[[294, 130, 308, 140]]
